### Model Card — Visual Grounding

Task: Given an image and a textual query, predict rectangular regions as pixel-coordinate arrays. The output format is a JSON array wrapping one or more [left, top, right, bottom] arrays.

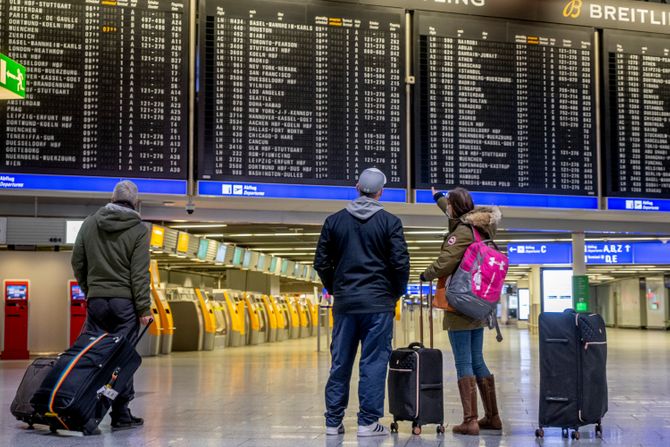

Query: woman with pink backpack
[[420, 187, 503, 436]]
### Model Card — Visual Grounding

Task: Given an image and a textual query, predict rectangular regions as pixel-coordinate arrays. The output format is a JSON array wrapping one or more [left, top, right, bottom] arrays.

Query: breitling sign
[[375, 0, 670, 34]]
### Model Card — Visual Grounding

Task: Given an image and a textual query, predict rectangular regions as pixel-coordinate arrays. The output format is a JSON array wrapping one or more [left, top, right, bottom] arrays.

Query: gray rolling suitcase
[[10, 357, 58, 427]]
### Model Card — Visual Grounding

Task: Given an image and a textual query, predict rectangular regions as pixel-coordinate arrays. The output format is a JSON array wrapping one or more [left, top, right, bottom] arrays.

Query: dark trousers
[[84, 297, 139, 412], [325, 312, 394, 427]]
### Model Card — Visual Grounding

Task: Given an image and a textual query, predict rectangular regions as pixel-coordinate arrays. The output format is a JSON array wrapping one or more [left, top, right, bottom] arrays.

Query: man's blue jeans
[[448, 328, 491, 380], [325, 312, 394, 427]]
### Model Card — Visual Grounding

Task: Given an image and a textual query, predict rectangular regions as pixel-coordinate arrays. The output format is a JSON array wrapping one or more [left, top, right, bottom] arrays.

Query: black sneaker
[[111, 410, 144, 429]]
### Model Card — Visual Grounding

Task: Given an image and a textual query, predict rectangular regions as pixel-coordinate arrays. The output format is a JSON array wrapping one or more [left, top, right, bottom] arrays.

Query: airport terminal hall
[[2, 0, 670, 445]]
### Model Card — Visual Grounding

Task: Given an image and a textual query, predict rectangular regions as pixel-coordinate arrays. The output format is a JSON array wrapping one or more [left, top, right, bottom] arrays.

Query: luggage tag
[[97, 367, 121, 401], [97, 386, 119, 401]]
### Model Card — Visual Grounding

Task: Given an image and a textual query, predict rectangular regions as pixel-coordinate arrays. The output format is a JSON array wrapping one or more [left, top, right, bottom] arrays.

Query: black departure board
[[0, 0, 189, 179], [198, 0, 405, 187], [604, 30, 670, 198], [415, 13, 597, 196]]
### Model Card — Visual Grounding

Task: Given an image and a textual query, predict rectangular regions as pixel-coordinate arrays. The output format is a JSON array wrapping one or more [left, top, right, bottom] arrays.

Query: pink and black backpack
[[447, 225, 508, 342]]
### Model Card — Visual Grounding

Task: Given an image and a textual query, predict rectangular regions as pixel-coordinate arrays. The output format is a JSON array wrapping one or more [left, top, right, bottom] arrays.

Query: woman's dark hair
[[447, 187, 474, 218]]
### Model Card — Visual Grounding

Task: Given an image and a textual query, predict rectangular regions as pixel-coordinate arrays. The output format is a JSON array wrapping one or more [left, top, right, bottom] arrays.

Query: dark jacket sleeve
[[388, 217, 410, 299], [313, 218, 335, 294], [70, 221, 89, 295], [130, 225, 151, 316], [422, 224, 473, 282]]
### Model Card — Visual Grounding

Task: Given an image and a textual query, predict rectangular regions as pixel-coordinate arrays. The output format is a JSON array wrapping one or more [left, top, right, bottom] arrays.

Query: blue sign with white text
[[507, 243, 572, 265], [508, 241, 670, 265], [607, 197, 670, 213], [415, 190, 598, 209], [199, 181, 407, 203], [0, 173, 186, 195]]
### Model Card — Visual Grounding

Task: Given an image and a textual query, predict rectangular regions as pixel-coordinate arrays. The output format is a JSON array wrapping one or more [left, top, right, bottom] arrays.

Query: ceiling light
[[170, 224, 228, 229]]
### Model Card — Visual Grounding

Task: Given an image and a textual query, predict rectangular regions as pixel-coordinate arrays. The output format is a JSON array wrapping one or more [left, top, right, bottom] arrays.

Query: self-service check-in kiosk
[[243, 293, 267, 345], [67, 280, 87, 347], [260, 295, 278, 342], [149, 261, 174, 354], [216, 289, 245, 347], [252, 294, 270, 343], [194, 288, 217, 351], [281, 296, 301, 339], [305, 298, 318, 337], [207, 290, 229, 348], [291, 296, 310, 338], [136, 294, 162, 357], [2, 280, 30, 360], [270, 295, 289, 341], [168, 288, 204, 351]]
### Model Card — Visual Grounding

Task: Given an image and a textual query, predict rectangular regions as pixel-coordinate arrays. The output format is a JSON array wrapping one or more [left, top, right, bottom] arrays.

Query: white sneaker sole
[[357, 429, 390, 437], [326, 426, 345, 436]]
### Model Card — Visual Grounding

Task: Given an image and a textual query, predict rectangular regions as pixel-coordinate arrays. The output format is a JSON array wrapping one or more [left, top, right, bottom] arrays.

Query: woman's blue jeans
[[448, 328, 491, 380]]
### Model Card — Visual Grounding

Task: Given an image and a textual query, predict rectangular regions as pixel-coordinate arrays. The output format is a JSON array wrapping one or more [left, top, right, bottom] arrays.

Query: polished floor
[[1, 320, 670, 446]]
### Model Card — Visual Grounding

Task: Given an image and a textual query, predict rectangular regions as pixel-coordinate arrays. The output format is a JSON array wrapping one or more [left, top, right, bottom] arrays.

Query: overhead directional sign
[[508, 241, 670, 265], [0, 53, 26, 100], [507, 243, 572, 265]]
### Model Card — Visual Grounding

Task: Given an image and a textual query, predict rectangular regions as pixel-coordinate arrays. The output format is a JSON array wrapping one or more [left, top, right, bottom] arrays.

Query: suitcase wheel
[[571, 430, 580, 440], [595, 423, 603, 439], [436, 425, 445, 435], [411, 422, 421, 436], [561, 428, 569, 439], [390, 422, 399, 434], [535, 428, 544, 438]]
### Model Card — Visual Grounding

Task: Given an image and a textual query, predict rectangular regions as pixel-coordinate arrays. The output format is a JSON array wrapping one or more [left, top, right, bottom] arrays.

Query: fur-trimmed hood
[[449, 206, 502, 238]]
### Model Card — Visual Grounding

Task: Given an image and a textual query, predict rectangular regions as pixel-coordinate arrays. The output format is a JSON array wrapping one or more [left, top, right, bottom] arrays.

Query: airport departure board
[[415, 13, 597, 196], [0, 0, 189, 179], [198, 0, 405, 187], [605, 31, 670, 198]]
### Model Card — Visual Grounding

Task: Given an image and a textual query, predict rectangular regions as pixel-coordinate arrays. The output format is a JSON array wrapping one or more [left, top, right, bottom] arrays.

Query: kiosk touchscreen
[[68, 280, 87, 346], [2, 280, 30, 360]]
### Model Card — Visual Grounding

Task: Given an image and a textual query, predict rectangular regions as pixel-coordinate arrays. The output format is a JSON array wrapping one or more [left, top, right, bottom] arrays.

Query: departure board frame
[[196, 0, 408, 202], [0, 0, 191, 195], [603, 29, 670, 210], [412, 11, 599, 209]]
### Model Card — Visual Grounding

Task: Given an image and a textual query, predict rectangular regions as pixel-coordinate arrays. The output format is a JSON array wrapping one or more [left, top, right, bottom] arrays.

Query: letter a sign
[[0, 53, 26, 100]]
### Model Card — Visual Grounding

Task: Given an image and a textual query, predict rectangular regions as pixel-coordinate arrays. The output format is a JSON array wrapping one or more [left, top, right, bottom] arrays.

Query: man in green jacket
[[71, 180, 152, 429]]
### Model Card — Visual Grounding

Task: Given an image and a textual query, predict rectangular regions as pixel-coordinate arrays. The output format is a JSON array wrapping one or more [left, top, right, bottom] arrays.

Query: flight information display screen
[[0, 0, 189, 179], [198, 0, 405, 187], [604, 30, 670, 198], [415, 13, 596, 196]]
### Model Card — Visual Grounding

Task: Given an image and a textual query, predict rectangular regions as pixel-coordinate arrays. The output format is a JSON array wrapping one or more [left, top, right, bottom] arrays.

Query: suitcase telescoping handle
[[419, 280, 434, 349], [134, 318, 154, 348]]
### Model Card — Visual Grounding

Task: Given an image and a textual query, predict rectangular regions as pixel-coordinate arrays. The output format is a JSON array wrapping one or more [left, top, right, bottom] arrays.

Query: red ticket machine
[[2, 280, 30, 360], [68, 280, 87, 346]]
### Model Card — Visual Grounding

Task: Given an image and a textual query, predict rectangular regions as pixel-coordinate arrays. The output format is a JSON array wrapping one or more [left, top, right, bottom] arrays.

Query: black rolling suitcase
[[536, 310, 607, 440], [10, 357, 58, 427], [31, 321, 152, 435], [388, 282, 445, 435]]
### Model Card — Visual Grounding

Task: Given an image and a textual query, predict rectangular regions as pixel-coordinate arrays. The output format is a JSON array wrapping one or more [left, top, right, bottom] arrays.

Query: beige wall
[[0, 251, 74, 354]]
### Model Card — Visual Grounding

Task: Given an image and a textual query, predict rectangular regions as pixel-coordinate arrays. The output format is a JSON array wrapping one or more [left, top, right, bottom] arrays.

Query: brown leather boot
[[452, 376, 479, 435], [477, 375, 502, 431]]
